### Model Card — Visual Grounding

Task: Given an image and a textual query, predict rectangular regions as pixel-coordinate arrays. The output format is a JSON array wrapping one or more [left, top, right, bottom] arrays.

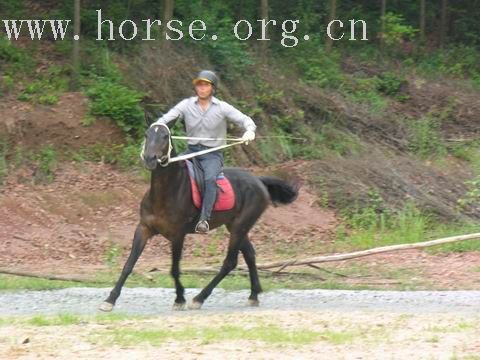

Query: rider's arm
[[222, 102, 257, 133], [150, 99, 187, 127]]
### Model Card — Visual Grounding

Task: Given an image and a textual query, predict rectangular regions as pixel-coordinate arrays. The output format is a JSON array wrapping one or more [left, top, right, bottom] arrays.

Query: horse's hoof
[[188, 300, 203, 310], [172, 302, 186, 311], [98, 301, 114, 312], [248, 299, 260, 307]]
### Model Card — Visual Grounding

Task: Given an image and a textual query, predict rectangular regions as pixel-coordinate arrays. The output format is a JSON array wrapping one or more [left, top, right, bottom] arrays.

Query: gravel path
[[1, 288, 479, 316]]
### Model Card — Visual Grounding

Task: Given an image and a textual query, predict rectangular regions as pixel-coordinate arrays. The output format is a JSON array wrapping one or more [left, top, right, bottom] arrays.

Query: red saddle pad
[[185, 160, 235, 211]]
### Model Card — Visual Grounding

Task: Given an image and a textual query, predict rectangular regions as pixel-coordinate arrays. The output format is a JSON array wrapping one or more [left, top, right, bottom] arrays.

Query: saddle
[[184, 158, 235, 211]]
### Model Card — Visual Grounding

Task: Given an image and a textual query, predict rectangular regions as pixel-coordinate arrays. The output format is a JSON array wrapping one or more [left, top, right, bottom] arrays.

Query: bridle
[[140, 123, 173, 167]]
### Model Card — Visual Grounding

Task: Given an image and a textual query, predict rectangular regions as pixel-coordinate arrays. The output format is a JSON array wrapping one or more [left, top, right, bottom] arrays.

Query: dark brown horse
[[99, 121, 299, 312]]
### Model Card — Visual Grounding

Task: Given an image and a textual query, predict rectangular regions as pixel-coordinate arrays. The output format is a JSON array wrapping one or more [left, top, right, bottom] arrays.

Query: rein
[[168, 139, 245, 165], [141, 124, 246, 167]]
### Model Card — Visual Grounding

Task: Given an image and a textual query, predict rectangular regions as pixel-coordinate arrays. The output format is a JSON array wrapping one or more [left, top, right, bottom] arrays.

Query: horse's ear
[[144, 110, 157, 127], [143, 103, 164, 127], [166, 115, 180, 130]]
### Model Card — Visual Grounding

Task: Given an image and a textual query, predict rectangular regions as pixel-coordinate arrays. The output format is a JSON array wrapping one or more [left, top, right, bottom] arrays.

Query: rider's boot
[[195, 179, 217, 234]]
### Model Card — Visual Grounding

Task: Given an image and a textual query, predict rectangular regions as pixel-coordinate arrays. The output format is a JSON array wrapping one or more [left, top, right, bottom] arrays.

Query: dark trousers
[[182, 144, 224, 221]]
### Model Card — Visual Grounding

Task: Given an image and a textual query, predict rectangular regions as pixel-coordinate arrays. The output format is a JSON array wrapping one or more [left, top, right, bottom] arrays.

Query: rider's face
[[194, 81, 213, 99]]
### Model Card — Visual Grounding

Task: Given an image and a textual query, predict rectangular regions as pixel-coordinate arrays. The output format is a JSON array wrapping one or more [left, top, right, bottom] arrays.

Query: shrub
[[416, 45, 480, 82], [295, 45, 344, 88], [34, 145, 57, 184], [86, 80, 145, 136], [0, 74, 14, 94], [408, 115, 446, 159], [381, 12, 417, 47], [376, 72, 407, 96], [0, 36, 27, 63], [458, 176, 480, 209], [0, 36, 34, 75], [17, 66, 68, 105]]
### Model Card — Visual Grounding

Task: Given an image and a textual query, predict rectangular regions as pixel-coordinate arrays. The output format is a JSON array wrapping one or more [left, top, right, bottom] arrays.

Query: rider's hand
[[242, 130, 255, 145]]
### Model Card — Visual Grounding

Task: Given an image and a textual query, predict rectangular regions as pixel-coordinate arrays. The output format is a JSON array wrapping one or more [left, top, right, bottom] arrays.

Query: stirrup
[[195, 220, 210, 234]]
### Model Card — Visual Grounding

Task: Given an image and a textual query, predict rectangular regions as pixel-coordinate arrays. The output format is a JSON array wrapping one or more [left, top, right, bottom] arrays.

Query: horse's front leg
[[170, 234, 187, 310], [99, 223, 153, 312]]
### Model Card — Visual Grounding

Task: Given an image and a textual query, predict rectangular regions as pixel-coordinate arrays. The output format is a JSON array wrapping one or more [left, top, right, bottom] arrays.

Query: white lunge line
[[168, 139, 245, 164], [140, 124, 246, 166]]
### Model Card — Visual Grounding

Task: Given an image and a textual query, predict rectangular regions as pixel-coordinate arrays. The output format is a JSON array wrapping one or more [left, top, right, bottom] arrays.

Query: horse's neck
[[149, 147, 187, 200]]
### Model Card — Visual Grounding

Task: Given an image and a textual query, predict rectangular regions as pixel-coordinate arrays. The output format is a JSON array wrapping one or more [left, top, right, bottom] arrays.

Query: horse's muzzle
[[143, 155, 158, 170]]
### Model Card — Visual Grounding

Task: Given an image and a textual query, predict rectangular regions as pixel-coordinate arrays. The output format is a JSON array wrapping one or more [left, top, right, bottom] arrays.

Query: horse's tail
[[258, 176, 299, 205]]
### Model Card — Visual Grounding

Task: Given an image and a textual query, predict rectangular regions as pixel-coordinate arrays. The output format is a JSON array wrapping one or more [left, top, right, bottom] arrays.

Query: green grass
[[425, 222, 480, 253], [336, 198, 480, 253], [0, 268, 382, 294], [450, 141, 480, 175], [1, 314, 360, 347], [102, 325, 352, 347], [0, 275, 97, 291], [0, 312, 147, 328], [28, 313, 82, 326], [33, 144, 57, 184], [426, 322, 476, 333], [408, 115, 447, 159], [17, 65, 68, 105]]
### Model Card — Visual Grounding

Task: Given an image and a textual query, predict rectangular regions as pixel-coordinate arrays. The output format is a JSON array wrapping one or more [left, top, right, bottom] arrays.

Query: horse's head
[[141, 124, 172, 170]]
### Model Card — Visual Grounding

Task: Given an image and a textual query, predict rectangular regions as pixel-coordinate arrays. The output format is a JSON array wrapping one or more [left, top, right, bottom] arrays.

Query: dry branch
[[2, 233, 479, 282], [0, 268, 96, 283], [250, 232, 480, 271]]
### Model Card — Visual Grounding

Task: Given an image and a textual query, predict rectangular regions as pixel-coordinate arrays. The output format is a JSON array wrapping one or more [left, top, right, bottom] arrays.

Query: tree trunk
[[380, 0, 386, 49], [259, 0, 269, 57], [419, 0, 425, 43], [161, 0, 175, 41], [439, 0, 448, 47], [70, 0, 81, 90], [325, 0, 337, 53]]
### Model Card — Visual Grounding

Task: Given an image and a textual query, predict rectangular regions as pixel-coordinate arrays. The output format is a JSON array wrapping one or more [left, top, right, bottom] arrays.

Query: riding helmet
[[192, 70, 218, 88]]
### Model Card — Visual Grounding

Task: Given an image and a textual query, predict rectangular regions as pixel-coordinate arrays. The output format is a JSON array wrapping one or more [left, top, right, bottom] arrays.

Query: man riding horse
[[150, 70, 256, 234]]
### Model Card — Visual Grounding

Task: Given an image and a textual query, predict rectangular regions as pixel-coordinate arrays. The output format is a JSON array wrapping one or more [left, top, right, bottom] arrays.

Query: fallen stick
[[0, 268, 98, 283], [3, 233, 479, 282], [251, 232, 480, 271]]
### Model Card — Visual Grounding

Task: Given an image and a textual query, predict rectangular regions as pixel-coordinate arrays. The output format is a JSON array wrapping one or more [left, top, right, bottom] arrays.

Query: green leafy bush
[[417, 45, 480, 81], [458, 176, 480, 209], [408, 115, 446, 159], [0, 74, 14, 95], [376, 72, 407, 96], [0, 36, 34, 75], [295, 46, 344, 88], [344, 77, 388, 113], [381, 12, 418, 47], [34, 145, 57, 184], [0, 36, 26, 63], [18, 66, 68, 105], [86, 80, 144, 136]]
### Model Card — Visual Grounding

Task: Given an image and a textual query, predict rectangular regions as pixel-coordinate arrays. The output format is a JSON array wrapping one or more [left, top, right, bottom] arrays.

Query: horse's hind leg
[[189, 239, 240, 309], [99, 223, 153, 312], [239, 236, 262, 306], [189, 195, 267, 310]]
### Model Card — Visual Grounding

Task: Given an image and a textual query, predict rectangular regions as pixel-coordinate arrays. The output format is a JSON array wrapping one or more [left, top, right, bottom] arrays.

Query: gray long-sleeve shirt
[[151, 96, 256, 147]]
